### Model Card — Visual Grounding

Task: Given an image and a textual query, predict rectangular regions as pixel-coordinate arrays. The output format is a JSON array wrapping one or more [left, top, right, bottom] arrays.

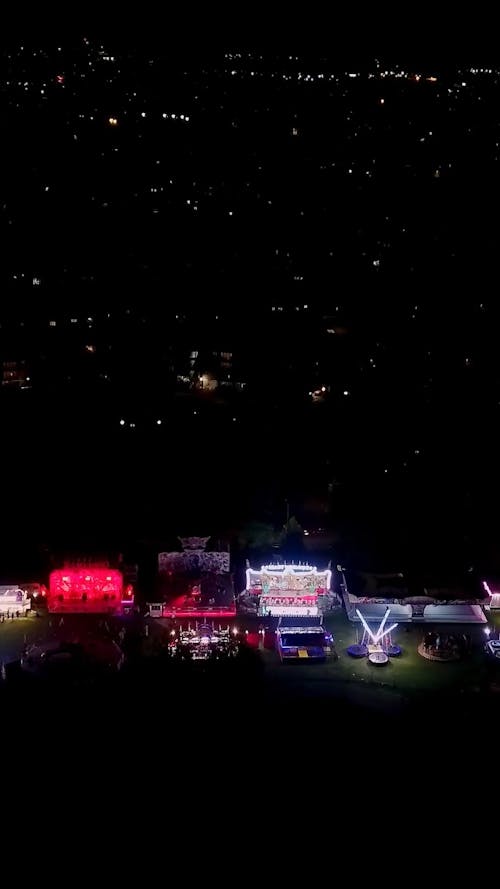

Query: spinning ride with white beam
[[355, 607, 398, 665]]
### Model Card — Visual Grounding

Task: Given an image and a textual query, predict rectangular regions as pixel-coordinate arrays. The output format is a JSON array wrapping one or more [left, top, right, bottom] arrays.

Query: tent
[[422, 603, 486, 623], [349, 603, 413, 622]]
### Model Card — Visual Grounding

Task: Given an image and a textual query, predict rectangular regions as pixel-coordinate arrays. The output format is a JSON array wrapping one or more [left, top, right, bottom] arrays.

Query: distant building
[[2, 360, 30, 388]]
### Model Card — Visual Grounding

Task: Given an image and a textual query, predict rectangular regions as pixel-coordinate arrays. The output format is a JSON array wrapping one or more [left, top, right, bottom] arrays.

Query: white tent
[[422, 603, 486, 623], [0, 586, 30, 614], [349, 603, 413, 623]]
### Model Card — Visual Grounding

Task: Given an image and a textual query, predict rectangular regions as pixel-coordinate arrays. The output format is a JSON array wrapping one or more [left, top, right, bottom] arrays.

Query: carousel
[[168, 622, 240, 661]]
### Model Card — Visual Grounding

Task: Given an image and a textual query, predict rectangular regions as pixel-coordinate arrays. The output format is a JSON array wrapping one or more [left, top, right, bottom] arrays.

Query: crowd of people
[[0, 610, 25, 621]]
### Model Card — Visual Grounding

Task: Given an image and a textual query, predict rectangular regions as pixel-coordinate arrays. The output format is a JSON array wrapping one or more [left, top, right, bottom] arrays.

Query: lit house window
[[49, 320, 57, 327]]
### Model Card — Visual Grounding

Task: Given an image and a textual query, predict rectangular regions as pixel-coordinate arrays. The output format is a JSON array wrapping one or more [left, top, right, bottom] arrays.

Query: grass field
[[320, 610, 499, 694], [1, 608, 499, 705]]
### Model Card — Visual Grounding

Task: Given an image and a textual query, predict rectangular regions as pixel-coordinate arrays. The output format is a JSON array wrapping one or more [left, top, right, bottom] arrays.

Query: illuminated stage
[[155, 535, 233, 616], [48, 568, 134, 614], [242, 563, 333, 617]]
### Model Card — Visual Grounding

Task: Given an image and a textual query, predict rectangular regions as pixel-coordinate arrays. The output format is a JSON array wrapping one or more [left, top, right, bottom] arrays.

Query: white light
[[232, 627, 238, 635], [141, 112, 146, 118], [485, 627, 491, 636], [119, 419, 125, 425], [156, 419, 162, 425], [321, 386, 326, 392], [343, 390, 349, 396], [355, 607, 398, 644]]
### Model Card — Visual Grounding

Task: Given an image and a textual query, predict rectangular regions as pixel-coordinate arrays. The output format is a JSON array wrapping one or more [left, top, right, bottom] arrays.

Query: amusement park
[[1, 533, 500, 714]]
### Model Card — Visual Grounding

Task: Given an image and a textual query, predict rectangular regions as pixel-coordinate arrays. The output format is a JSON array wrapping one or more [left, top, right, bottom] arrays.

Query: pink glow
[[49, 567, 123, 613], [122, 584, 134, 603], [159, 606, 236, 619], [483, 581, 493, 597]]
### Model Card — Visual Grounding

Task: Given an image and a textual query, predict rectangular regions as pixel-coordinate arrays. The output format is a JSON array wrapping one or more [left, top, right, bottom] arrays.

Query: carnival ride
[[347, 607, 401, 664], [168, 622, 241, 661], [275, 617, 334, 661], [241, 563, 334, 617]]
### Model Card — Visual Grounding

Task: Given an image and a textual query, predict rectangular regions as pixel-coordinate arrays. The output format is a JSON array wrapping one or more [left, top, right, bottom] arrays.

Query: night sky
[[0, 40, 499, 582]]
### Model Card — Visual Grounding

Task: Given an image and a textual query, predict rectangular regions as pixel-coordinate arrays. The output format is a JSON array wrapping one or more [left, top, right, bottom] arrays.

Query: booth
[[243, 563, 333, 617], [0, 586, 31, 615]]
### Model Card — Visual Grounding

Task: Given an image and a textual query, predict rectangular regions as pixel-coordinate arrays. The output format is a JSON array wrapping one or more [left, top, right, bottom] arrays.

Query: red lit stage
[[48, 568, 133, 614]]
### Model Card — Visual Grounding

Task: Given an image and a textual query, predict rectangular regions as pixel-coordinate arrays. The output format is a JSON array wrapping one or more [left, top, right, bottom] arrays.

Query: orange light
[[108, 117, 118, 126]]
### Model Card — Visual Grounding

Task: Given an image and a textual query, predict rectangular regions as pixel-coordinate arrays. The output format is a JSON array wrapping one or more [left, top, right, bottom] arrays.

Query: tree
[[279, 516, 305, 557], [237, 521, 277, 550]]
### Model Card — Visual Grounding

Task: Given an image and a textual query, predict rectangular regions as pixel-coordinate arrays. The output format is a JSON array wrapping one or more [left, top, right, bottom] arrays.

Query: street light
[[337, 565, 348, 599]]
